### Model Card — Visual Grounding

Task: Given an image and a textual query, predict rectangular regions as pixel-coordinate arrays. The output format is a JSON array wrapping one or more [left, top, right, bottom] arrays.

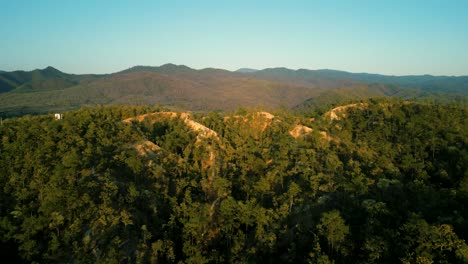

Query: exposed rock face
[[257, 111, 274, 120], [184, 118, 219, 143], [288, 124, 336, 142], [134, 141, 161, 158], [324, 103, 368, 121], [319, 131, 335, 142], [289, 125, 313, 138], [124, 112, 218, 142]]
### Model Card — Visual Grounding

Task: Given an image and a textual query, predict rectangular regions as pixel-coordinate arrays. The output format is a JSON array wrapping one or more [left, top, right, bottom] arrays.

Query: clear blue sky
[[1, 0, 467, 75]]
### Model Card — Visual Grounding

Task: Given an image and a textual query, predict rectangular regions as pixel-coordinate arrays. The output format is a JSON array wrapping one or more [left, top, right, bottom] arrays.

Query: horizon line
[[1, 63, 467, 78]]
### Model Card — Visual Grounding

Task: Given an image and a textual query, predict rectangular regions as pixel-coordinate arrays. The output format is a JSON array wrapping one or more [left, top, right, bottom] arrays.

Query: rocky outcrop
[[324, 103, 368, 121], [289, 125, 313, 138], [124, 112, 219, 142], [289, 124, 336, 142], [133, 140, 161, 158]]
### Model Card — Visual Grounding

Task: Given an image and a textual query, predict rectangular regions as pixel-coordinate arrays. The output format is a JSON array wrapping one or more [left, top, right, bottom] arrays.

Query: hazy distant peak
[[236, 68, 259, 73], [118, 64, 193, 75], [158, 63, 192, 71], [121, 65, 158, 73], [259, 67, 295, 73], [263, 67, 291, 71], [44, 66, 59, 71], [199, 68, 232, 75], [41, 66, 64, 75]]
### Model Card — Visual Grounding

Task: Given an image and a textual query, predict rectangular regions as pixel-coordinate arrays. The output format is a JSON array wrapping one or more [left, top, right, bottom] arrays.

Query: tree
[[317, 210, 349, 257]]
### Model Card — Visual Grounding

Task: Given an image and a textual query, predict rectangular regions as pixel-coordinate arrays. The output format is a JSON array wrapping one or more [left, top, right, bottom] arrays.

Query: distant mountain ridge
[[0, 64, 466, 116], [251, 67, 468, 93]]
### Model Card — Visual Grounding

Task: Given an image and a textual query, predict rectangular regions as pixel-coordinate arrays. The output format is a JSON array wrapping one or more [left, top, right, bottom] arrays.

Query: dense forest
[[0, 98, 467, 263]]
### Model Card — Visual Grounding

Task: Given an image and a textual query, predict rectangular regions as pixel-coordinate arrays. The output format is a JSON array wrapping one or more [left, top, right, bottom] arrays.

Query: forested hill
[[1, 99, 467, 263], [0, 64, 467, 116]]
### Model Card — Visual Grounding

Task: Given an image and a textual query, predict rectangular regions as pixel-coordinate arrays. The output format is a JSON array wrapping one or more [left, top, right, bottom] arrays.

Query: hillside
[[0, 100, 467, 263], [0, 64, 466, 116]]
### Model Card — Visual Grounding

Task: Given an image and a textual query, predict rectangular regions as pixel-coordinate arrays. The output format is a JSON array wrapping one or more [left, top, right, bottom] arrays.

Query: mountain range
[[0, 64, 466, 116]]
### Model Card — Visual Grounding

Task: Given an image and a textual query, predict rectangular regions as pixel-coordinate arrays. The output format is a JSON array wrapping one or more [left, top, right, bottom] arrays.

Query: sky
[[1, 0, 468, 75]]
